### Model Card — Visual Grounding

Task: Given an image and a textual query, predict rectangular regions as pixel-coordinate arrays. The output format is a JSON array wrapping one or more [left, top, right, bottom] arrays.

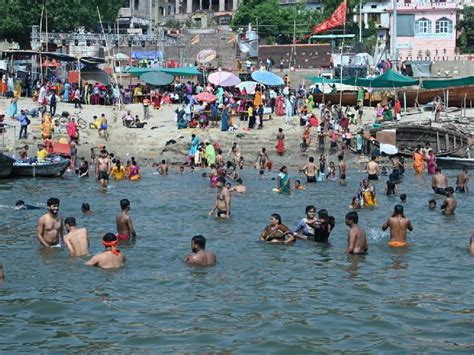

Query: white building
[[353, 0, 391, 29]]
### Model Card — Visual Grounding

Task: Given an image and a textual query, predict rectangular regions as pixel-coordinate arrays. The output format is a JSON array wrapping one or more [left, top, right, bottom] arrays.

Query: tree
[[231, 0, 323, 44], [0, 0, 127, 48], [457, 6, 474, 53]]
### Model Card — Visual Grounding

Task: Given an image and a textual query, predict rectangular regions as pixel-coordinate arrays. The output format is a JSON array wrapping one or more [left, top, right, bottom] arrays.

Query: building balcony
[[414, 31, 453, 38]]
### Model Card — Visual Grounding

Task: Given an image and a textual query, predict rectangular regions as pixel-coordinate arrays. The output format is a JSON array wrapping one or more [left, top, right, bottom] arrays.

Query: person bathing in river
[[86, 233, 125, 269], [293, 205, 317, 240], [36, 197, 63, 248], [301, 156, 318, 183], [95, 150, 111, 189], [359, 179, 377, 207], [294, 179, 305, 190], [209, 177, 231, 218], [63, 217, 89, 257], [185, 235, 216, 266], [116, 199, 136, 241], [260, 213, 295, 244], [366, 155, 380, 180], [432, 168, 448, 195], [456, 167, 470, 193], [349, 196, 362, 209], [276, 166, 290, 193], [382, 205, 413, 248], [345, 211, 368, 255], [441, 187, 457, 215]]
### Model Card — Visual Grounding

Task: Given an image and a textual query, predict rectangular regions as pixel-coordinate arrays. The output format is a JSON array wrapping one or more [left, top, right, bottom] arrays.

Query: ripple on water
[[0, 167, 473, 352]]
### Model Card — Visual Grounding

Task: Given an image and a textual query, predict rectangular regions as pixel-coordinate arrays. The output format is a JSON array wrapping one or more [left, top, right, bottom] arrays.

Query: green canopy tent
[[124, 66, 201, 77], [307, 76, 339, 84], [421, 76, 474, 89], [343, 70, 419, 88]]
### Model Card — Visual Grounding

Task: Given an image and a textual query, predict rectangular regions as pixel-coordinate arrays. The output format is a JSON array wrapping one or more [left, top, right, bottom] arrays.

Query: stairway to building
[[165, 26, 238, 69]]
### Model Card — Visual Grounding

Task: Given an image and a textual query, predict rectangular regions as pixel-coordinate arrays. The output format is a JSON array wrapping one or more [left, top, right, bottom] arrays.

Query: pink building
[[389, 0, 459, 61]]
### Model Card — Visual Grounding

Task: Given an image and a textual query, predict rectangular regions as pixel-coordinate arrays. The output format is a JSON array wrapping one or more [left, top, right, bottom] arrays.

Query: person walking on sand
[[276, 128, 285, 156]]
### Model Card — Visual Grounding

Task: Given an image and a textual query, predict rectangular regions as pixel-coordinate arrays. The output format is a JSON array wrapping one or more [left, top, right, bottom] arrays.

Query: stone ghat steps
[[166, 30, 237, 69]]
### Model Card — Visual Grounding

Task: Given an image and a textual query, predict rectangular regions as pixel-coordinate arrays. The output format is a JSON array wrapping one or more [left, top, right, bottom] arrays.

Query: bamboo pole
[[39, 5, 44, 81]]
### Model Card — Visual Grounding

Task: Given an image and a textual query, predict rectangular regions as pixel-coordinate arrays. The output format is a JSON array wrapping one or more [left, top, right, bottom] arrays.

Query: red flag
[[298, 0, 347, 42], [312, 0, 347, 34]]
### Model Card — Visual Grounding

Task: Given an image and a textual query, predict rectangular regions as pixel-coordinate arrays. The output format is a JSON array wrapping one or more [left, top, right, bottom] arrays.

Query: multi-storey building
[[389, 0, 459, 61]]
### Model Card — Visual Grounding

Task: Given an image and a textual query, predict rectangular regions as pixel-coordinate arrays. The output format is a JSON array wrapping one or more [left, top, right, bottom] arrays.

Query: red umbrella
[[195, 92, 217, 103]]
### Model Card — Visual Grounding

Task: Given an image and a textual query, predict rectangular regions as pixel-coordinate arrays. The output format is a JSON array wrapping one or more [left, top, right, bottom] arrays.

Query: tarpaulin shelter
[[343, 70, 419, 88], [307, 76, 339, 84], [421, 76, 474, 89]]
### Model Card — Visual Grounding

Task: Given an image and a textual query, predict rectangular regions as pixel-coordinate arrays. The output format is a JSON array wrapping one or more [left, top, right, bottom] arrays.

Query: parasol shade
[[195, 92, 217, 103], [251, 70, 284, 86], [208, 71, 241, 87], [236, 81, 257, 94], [196, 49, 217, 64], [140, 71, 175, 86]]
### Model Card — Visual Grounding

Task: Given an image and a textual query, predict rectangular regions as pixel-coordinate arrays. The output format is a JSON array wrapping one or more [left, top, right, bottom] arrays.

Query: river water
[[0, 166, 473, 352]]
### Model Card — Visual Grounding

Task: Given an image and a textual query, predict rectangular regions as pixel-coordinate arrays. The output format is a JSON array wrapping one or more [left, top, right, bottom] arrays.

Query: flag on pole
[[191, 34, 200, 45], [299, 0, 347, 42]]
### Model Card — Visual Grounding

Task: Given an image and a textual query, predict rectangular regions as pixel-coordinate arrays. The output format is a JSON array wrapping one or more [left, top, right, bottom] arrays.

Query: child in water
[[294, 180, 305, 191]]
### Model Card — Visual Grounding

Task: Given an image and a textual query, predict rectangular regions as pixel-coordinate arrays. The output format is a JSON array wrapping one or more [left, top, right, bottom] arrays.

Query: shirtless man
[[95, 150, 111, 189], [185, 235, 216, 266], [345, 211, 368, 254], [441, 187, 457, 215], [232, 178, 246, 193], [257, 147, 269, 171], [86, 233, 126, 269], [158, 159, 168, 175], [209, 177, 231, 218], [63, 217, 89, 256], [456, 167, 470, 193], [36, 197, 63, 247], [302, 156, 318, 183], [432, 167, 448, 195], [338, 155, 346, 185], [366, 155, 380, 180], [116, 199, 136, 240], [382, 205, 413, 247]]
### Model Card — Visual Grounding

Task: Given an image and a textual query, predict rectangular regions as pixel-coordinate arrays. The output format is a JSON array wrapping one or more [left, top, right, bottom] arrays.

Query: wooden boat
[[12, 157, 69, 177], [0, 153, 15, 178], [435, 157, 474, 170], [368, 124, 470, 157], [311, 85, 474, 107]]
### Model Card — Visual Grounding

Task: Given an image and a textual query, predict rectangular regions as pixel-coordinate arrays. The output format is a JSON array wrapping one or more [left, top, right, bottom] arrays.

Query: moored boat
[[0, 153, 15, 178], [12, 156, 69, 177], [435, 156, 474, 170]]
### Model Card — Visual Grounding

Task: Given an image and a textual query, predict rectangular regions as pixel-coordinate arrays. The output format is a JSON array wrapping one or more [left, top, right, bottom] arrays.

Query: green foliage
[[0, 0, 127, 47], [457, 6, 474, 53], [231, 0, 323, 44]]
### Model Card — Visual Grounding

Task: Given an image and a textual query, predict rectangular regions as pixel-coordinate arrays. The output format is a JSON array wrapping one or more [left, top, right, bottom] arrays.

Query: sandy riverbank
[[1, 97, 472, 169]]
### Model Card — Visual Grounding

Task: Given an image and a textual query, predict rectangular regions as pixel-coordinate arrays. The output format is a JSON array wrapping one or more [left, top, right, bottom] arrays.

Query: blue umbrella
[[251, 70, 285, 86]]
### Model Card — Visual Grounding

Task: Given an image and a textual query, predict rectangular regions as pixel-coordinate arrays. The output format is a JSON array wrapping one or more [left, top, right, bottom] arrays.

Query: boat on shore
[[368, 124, 470, 157], [12, 157, 69, 178], [435, 156, 474, 170], [0, 153, 15, 178], [312, 85, 474, 107]]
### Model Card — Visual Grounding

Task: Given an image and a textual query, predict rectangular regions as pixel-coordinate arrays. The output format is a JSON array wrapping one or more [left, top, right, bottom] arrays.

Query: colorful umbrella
[[236, 81, 257, 94], [140, 71, 175, 86], [251, 70, 284, 86], [208, 71, 241, 87], [195, 92, 217, 103]]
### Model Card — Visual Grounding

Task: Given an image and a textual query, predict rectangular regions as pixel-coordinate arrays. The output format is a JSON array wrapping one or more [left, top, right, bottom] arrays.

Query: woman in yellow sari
[[412, 147, 424, 174], [253, 89, 262, 107]]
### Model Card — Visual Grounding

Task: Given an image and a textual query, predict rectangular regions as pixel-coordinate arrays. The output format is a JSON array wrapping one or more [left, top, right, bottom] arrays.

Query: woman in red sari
[[277, 128, 285, 156], [275, 95, 284, 116]]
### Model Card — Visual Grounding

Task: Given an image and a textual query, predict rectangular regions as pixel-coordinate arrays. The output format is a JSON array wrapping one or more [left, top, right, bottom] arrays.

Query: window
[[416, 18, 431, 34], [435, 17, 452, 33]]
